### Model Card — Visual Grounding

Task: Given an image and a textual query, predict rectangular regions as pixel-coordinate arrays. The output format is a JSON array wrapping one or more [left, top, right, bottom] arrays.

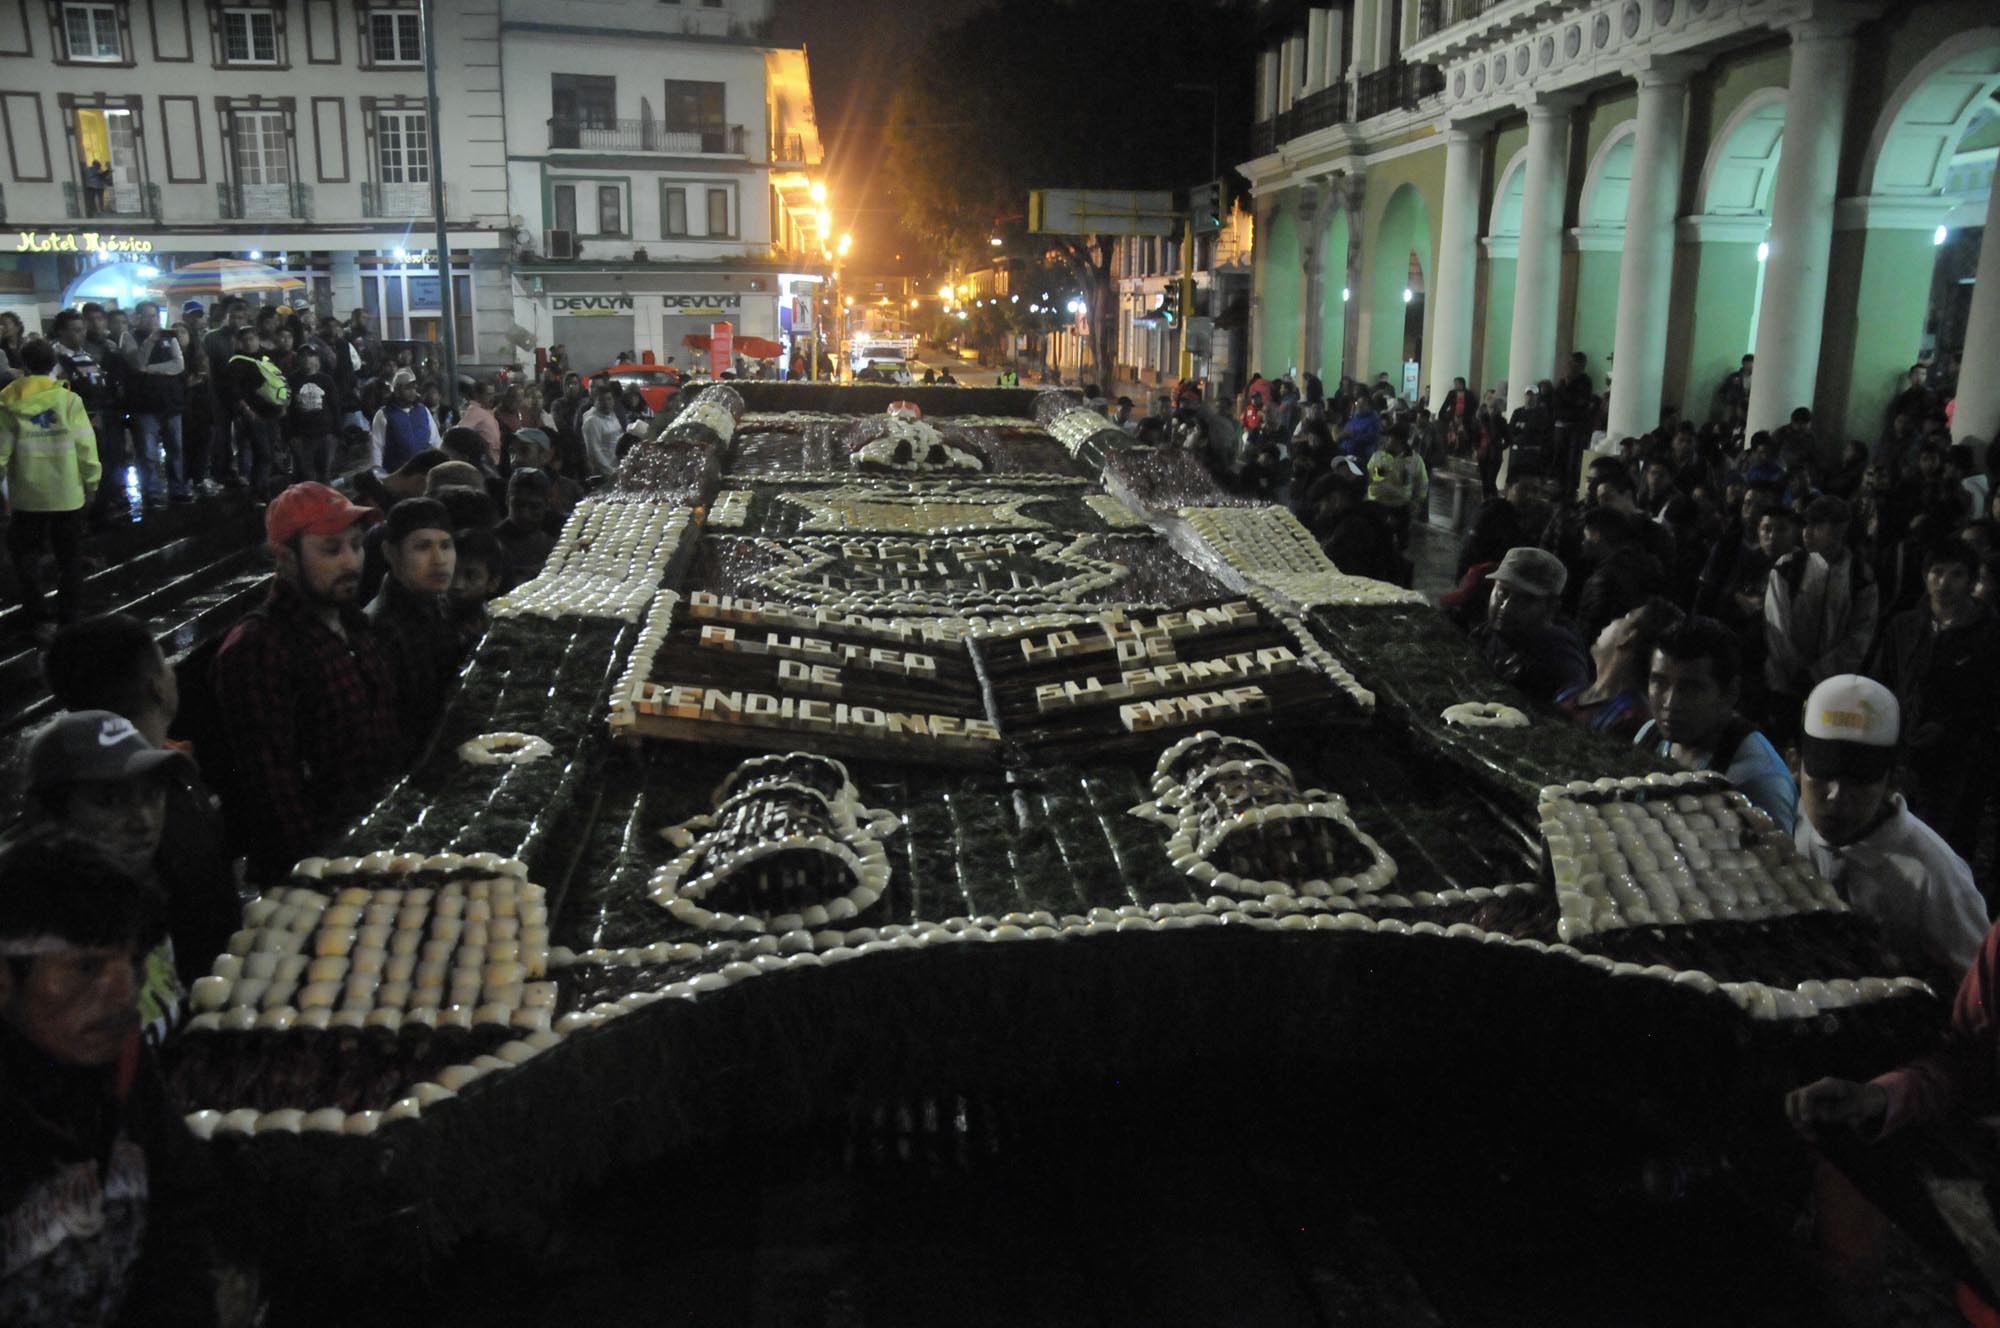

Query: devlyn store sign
[[551, 293, 745, 316]]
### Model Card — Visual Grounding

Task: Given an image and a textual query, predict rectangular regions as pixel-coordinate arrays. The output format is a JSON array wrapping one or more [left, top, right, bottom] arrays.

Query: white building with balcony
[[500, 0, 825, 376], [0, 0, 513, 358], [1242, 0, 1999, 448]]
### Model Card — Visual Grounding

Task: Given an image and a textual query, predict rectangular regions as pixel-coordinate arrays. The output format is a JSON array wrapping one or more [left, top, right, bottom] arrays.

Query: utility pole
[[420, 0, 458, 409], [1173, 84, 1221, 389]]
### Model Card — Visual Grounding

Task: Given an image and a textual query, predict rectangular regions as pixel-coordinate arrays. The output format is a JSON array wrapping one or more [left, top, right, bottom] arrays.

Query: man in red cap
[[211, 482, 400, 881]]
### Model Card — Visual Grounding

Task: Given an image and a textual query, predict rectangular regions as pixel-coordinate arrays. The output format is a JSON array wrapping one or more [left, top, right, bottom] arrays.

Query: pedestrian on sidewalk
[[0, 338, 100, 636]]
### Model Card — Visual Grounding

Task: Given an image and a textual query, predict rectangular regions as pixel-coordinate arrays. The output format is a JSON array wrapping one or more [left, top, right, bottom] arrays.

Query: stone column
[[1427, 125, 1483, 394], [1747, 19, 1858, 436], [1260, 50, 1280, 121], [1955, 162, 2000, 449], [1606, 61, 1692, 441], [1506, 96, 1575, 410]]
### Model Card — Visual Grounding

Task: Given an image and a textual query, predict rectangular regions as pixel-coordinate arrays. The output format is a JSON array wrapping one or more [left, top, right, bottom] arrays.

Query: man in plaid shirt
[[213, 482, 401, 881]]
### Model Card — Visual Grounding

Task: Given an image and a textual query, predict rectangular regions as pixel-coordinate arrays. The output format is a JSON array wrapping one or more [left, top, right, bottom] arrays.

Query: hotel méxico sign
[[17, 231, 155, 254]]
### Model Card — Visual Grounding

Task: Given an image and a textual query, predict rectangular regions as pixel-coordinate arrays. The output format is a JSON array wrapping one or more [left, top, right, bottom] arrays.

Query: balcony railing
[[770, 131, 805, 163], [547, 117, 746, 155], [1355, 61, 1444, 119], [67, 180, 159, 220], [218, 180, 312, 221], [1290, 82, 1349, 136], [1252, 79, 1351, 154], [1417, 0, 1509, 39], [363, 180, 436, 219]]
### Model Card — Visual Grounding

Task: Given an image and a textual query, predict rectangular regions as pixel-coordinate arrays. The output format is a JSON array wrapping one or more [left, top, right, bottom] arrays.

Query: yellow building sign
[[16, 231, 155, 254]]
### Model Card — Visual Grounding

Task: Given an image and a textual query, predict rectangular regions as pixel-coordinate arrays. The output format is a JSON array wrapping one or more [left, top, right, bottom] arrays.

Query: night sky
[[773, 0, 991, 272]]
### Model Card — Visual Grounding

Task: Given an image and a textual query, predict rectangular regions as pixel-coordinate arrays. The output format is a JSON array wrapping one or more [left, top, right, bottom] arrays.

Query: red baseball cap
[[265, 482, 382, 548]]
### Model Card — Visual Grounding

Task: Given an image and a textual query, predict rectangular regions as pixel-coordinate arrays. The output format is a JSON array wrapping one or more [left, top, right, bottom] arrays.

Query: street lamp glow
[[1009, 294, 1019, 303], [1402, 288, 1413, 304], [248, 250, 262, 260], [1342, 287, 1351, 301], [1757, 241, 1769, 262], [1934, 224, 1948, 246], [809, 181, 827, 204], [909, 298, 920, 309], [837, 233, 852, 257], [816, 208, 831, 232], [842, 296, 853, 306], [957, 310, 968, 320], [938, 284, 954, 302], [990, 234, 1003, 247]]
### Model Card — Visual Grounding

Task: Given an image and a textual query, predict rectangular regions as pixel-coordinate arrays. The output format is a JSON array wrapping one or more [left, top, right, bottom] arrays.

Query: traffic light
[[1191, 180, 1224, 234], [1161, 282, 1180, 326]]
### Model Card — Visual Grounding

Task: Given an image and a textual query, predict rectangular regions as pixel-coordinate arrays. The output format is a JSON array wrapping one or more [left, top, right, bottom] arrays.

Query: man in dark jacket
[[120, 300, 189, 507], [213, 482, 400, 881], [1575, 508, 1664, 647], [202, 297, 250, 489], [1307, 456, 1403, 585], [364, 497, 463, 761], [219, 325, 284, 497], [1869, 541, 2000, 860], [0, 832, 241, 1325], [1471, 546, 1589, 703]]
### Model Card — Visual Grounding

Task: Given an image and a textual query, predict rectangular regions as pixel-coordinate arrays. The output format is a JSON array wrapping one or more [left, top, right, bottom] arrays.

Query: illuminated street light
[[816, 208, 831, 232], [843, 296, 853, 306], [1757, 241, 1769, 262], [837, 233, 852, 257], [1342, 287, 1351, 301], [1402, 288, 1413, 304], [990, 234, 1003, 247], [1009, 294, 1019, 303], [1935, 224, 1948, 246], [809, 181, 827, 204], [938, 284, 954, 302]]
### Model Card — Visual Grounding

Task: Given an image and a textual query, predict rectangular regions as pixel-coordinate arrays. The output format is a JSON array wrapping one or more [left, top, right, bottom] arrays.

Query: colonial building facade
[[1242, 0, 1998, 448], [500, 0, 826, 375], [0, 0, 513, 358]]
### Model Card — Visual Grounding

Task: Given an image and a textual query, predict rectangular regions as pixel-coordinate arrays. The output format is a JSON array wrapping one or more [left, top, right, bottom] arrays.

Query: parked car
[[582, 363, 683, 414]]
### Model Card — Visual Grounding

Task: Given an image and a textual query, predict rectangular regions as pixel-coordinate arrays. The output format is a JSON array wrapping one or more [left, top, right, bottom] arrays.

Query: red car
[[582, 364, 682, 414]]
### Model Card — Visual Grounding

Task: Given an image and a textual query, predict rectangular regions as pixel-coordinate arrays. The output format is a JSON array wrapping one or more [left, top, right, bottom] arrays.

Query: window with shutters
[[662, 186, 688, 238], [598, 184, 624, 236], [706, 186, 730, 238]]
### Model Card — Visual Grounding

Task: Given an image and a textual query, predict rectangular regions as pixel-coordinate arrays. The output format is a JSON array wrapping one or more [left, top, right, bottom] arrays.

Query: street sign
[[1029, 189, 1176, 237], [1191, 181, 1224, 234], [711, 321, 734, 376]]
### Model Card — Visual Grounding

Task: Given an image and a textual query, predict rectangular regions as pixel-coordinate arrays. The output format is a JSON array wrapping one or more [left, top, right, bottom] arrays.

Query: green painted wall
[[1681, 238, 1762, 422], [1576, 91, 1639, 224], [1481, 254, 1516, 391], [1570, 249, 1621, 387], [1358, 145, 1444, 382], [1259, 201, 1302, 377], [1368, 184, 1432, 382], [1840, 1, 2000, 195], [1490, 122, 1528, 211], [1683, 43, 1791, 207], [1820, 224, 1936, 448], [1318, 208, 1351, 382]]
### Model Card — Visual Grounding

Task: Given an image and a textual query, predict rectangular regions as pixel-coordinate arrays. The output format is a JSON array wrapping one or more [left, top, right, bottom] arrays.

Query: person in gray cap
[[1470, 546, 1588, 704], [14, 711, 194, 1047]]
